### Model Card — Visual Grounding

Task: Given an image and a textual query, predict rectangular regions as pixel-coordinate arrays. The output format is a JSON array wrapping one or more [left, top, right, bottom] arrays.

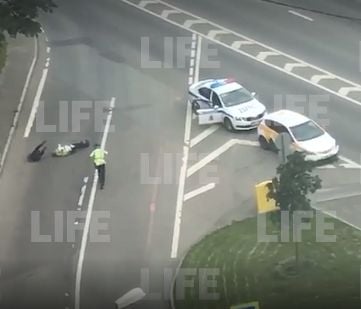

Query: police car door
[[197, 91, 223, 125]]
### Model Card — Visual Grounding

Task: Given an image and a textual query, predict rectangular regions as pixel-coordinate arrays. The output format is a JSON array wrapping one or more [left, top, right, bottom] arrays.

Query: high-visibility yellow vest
[[90, 148, 107, 166]]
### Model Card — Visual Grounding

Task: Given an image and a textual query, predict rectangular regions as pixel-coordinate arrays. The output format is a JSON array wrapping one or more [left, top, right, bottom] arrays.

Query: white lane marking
[[187, 139, 258, 178], [231, 40, 254, 49], [184, 19, 206, 28], [257, 51, 279, 61], [339, 155, 361, 169], [77, 177, 89, 207], [171, 34, 200, 259], [46, 47, 51, 53], [194, 35, 201, 84], [0, 38, 38, 173], [139, 0, 157, 7], [122, 0, 361, 108], [160, 9, 178, 18], [338, 86, 361, 96], [284, 62, 307, 71], [310, 74, 335, 83], [23, 65, 49, 138], [184, 183, 216, 202], [312, 204, 361, 231], [317, 164, 335, 169], [189, 125, 219, 148], [288, 10, 314, 21], [74, 97, 116, 309], [208, 29, 228, 39], [189, 66, 194, 77]]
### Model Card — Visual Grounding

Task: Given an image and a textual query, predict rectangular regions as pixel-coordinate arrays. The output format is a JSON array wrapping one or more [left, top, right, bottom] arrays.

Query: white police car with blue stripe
[[188, 78, 267, 131]]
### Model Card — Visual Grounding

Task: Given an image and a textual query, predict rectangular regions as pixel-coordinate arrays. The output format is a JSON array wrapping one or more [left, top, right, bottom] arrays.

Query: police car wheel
[[191, 101, 200, 114], [258, 136, 269, 150], [224, 118, 234, 131]]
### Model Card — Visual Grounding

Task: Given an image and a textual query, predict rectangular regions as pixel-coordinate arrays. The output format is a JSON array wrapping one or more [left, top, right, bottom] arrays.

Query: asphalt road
[[1, 0, 361, 308]]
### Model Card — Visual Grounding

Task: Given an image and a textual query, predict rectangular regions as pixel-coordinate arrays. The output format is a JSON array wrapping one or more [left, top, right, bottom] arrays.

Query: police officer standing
[[90, 144, 108, 190]]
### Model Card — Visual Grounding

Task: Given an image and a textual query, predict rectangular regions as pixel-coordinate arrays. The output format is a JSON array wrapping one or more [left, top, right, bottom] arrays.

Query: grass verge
[[174, 212, 361, 309], [0, 40, 7, 73]]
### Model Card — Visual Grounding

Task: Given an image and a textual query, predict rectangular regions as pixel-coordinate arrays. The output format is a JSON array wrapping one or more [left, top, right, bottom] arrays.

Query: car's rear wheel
[[224, 118, 234, 132], [258, 135, 269, 150]]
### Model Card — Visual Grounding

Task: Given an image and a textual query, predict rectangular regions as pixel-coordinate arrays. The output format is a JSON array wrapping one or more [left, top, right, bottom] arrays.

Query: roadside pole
[[275, 133, 292, 164]]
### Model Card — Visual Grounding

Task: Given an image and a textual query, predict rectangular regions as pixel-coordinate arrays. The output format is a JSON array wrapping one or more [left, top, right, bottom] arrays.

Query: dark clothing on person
[[28, 141, 47, 162], [96, 164, 106, 189]]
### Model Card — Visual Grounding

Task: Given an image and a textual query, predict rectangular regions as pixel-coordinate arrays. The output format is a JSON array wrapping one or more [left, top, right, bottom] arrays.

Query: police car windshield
[[220, 88, 253, 107], [290, 120, 324, 142]]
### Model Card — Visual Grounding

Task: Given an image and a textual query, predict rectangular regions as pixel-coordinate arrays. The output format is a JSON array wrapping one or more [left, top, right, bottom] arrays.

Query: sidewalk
[[0, 35, 35, 169]]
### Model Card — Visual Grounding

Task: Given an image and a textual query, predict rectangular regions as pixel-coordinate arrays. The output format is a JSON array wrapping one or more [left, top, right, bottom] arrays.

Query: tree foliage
[[267, 151, 322, 214], [0, 0, 57, 41]]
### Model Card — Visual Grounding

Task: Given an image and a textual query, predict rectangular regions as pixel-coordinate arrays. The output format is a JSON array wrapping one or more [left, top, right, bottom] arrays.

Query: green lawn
[[0, 40, 7, 73], [174, 212, 361, 309]]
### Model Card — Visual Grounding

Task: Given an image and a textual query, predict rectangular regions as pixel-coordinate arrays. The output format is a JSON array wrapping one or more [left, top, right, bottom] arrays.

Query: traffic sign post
[[274, 133, 293, 163]]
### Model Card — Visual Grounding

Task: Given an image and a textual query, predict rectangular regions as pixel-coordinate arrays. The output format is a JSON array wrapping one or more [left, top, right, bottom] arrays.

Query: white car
[[188, 78, 267, 131], [257, 109, 339, 161]]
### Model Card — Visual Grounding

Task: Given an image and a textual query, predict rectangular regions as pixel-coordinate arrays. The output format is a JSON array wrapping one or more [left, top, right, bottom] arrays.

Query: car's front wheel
[[224, 118, 234, 132]]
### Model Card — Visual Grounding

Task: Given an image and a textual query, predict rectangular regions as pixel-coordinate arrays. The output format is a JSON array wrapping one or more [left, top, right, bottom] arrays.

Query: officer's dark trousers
[[96, 164, 106, 188]]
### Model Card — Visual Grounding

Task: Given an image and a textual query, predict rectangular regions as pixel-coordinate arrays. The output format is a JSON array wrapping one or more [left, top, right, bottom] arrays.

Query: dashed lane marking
[[171, 33, 201, 259], [122, 0, 361, 108]]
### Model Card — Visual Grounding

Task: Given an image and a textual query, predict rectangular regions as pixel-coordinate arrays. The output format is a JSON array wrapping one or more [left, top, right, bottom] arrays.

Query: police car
[[257, 109, 339, 161], [188, 78, 267, 131]]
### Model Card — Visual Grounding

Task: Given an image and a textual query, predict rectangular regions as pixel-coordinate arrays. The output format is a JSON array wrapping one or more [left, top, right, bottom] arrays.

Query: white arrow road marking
[[207, 29, 228, 39], [339, 155, 361, 169], [231, 40, 254, 49], [184, 183, 216, 202], [256, 51, 279, 61], [284, 62, 308, 72], [187, 139, 258, 178], [310, 74, 335, 83], [184, 19, 207, 28], [338, 86, 361, 96], [139, 0, 158, 7], [160, 9, 178, 18], [190, 125, 219, 148]]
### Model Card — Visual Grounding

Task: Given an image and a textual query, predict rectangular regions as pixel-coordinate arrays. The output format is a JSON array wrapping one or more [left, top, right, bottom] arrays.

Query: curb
[[0, 36, 39, 176]]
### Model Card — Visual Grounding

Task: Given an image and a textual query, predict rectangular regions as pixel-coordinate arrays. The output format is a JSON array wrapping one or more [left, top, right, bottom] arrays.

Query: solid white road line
[[23, 65, 49, 138], [288, 10, 314, 21], [312, 204, 361, 231], [187, 139, 258, 178], [194, 35, 201, 84], [0, 37, 38, 173], [184, 183, 216, 202], [339, 155, 361, 169], [189, 125, 219, 148], [170, 34, 200, 259], [74, 97, 116, 309]]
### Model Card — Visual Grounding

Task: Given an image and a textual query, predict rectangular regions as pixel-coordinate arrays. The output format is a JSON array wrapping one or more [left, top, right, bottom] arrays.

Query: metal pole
[[281, 134, 286, 163]]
